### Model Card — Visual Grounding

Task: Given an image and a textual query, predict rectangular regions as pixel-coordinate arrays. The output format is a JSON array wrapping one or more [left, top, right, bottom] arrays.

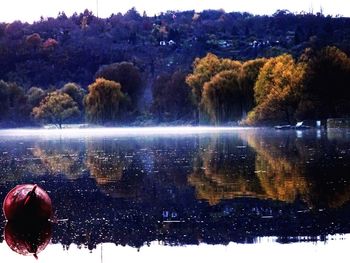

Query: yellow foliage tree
[[84, 78, 125, 124], [186, 53, 242, 121], [32, 91, 80, 128], [201, 70, 243, 124], [186, 54, 269, 124]]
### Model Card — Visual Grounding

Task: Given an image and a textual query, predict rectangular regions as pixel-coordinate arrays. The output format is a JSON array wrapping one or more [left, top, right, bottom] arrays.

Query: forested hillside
[[1, 8, 350, 126]]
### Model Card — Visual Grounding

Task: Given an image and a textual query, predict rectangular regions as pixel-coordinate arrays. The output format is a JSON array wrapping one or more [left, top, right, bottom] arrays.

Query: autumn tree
[[186, 53, 242, 105], [32, 91, 80, 128], [201, 70, 243, 124], [84, 78, 125, 124], [95, 62, 142, 105], [25, 33, 42, 49], [186, 53, 266, 124], [186, 53, 242, 122], [151, 71, 194, 121], [246, 54, 305, 125]]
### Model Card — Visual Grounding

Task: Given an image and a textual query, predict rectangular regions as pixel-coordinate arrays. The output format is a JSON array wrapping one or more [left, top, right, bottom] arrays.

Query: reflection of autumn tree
[[86, 141, 124, 185], [85, 140, 143, 198], [241, 130, 350, 208], [241, 131, 310, 204], [188, 135, 263, 205], [189, 130, 350, 208], [31, 142, 85, 180], [0, 142, 51, 183]]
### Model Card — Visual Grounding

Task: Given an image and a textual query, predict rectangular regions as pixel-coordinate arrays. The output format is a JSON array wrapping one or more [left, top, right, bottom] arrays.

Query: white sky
[[0, 0, 349, 23]]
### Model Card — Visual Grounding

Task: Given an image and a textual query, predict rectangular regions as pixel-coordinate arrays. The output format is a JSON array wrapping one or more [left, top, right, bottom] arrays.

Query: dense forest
[[0, 8, 350, 127]]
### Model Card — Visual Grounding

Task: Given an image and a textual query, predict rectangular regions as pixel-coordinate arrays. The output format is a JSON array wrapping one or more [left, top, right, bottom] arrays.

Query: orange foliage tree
[[246, 54, 305, 125]]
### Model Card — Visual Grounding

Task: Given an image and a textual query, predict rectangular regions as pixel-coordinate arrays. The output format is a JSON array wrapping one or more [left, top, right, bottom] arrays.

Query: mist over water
[[0, 127, 248, 138]]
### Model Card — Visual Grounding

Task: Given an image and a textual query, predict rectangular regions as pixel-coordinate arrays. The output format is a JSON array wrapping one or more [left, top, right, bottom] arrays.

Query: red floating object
[[3, 184, 52, 222], [5, 221, 52, 259]]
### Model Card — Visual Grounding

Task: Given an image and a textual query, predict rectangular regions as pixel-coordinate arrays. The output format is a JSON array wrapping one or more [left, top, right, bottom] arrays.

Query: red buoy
[[3, 184, 52, 222]]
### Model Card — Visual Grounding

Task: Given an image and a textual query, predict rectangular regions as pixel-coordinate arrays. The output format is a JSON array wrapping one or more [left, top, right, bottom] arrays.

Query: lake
[[0, 127, 349, 262]]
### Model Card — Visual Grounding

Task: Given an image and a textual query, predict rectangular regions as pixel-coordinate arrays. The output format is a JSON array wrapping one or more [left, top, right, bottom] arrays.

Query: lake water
[[0, 127, 349, 262]]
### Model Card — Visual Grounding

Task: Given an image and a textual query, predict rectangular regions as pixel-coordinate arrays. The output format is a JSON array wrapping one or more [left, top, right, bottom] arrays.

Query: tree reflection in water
[[85, 139, 144, 198], [189, 129, 350, 209], [0, 129, 350, 251], [188, 134, 263, 205], [242, 130, 350, 208], [31, 140, 85, 180], [241, 131, 310, 204]]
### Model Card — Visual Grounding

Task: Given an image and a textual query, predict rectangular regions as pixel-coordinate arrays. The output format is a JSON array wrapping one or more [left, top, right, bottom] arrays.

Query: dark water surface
[[0, 127, 349, 262]]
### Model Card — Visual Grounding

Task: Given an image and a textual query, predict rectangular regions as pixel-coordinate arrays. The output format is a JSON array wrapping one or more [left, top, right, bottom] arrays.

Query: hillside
[[1, 9, 349, 89], [0, 9, 350, 127]]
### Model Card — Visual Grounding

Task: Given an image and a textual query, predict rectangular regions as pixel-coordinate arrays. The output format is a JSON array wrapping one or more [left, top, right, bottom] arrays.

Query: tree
[[124, 7, 142, 21], [240, 58, 267, 114], [84, 78, 125, 124], [95, 62, 142, 105], [297, 46, 350, 119], [26, 87, 46, 108], [186, 53, 242, 122], [186, 53, 242, 105], [32, 91, 80, 128], [0, 80, 29, 126], [246, 54, 305, 125], [60, 82, 86, 110], [201, 70, 243, 124], [0, 80, 10, 121], [151, 71, 194, 121], [25, 33, 42, 48]]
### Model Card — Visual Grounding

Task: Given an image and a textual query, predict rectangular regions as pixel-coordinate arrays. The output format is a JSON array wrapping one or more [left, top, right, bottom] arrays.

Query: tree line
[[187, 46, 350, 125], [0, 45, 349, 127], [1, 8, 350, 127], [0, 61, 143, 127]]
